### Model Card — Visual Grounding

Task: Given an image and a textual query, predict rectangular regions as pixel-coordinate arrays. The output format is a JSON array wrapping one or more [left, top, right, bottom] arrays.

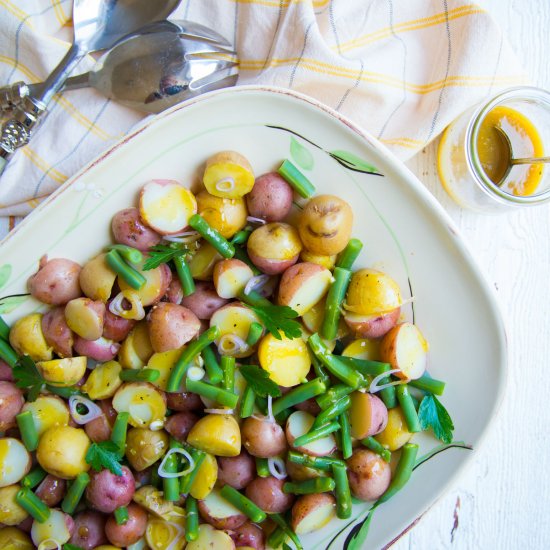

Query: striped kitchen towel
[[0, 0, 525, 217]]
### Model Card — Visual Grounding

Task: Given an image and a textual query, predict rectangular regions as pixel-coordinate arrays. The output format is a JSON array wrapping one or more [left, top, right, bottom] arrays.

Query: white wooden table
[[394, 1, 550, 548]]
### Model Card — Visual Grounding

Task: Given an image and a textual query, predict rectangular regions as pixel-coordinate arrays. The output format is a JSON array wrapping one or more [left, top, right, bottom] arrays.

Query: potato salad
[[0, 151, 452, 550]]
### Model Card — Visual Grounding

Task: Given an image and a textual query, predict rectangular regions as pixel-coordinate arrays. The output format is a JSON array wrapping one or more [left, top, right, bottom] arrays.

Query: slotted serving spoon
[[0, 0, 181, 174]]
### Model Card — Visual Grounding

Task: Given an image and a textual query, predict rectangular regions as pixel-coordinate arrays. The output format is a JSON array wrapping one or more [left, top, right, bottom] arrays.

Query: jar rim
[[465, 86, 550, 206]]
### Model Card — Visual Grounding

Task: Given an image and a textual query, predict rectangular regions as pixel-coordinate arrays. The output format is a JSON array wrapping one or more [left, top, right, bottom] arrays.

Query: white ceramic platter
[[0, 86, 507, 549]]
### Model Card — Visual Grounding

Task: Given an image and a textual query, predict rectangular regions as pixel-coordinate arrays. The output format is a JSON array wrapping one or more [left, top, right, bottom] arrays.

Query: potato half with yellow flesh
[[112, 382, 167, 428], [203, 151, 254, 199], [22, 396, 69, 437], [36, 356, 87, 387], [9, 313, 53, 362], [344, 268, 402, 315], [0, 439, 31, 487], [196, 190, 248, 238], [187, 414, 241, 457]]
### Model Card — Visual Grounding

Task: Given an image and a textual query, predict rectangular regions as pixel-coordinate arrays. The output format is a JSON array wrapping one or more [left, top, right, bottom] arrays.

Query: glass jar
[[437, 87, 550, 213]]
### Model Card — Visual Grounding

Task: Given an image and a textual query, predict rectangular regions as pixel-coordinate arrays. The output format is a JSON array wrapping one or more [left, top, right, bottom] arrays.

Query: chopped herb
[[12, 355, 44, 402], [143, 244, 189, 271], [85, 441, 123, 476], [249, 304, 301, 340], [418, 394, 454, 444], [239, 365, 282, 398]]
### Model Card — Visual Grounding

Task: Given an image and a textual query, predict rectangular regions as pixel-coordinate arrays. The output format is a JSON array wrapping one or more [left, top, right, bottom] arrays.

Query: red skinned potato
[[213, 259, 254, 299], [165, 390, 203, 412], [86, 466, 135, 513], [286, 411, 337, 457], [147, 302, 201, 353], [0, 359, 14, 382], [69, 510, 108, 550], [286, 459, 321, 482], [346, 449, 391, 501], [344, 308, 400, 339], [228, 521, 266, 549], [65, 298, 105, 341], [247, 223, 302, 275], [103, 305, 136, 342], [349, 392, 388, 439], [166, 278, 184, 304], [246, 172, 293, 222], [217, 451, 256, 490], [164, 411, 200, 442], [198, 487, 248, 530], [111, 207, 161, 251], [245, 476, 294, 514], [105, 502, 147, 547], [119, 262, 172, 307], [180, 281, 229, 320], [0, 381, 24, 431], [74, 336, 120, 362], [84, 399, 116, 443], [291, 493, 336, 535], [41, 307, 74, 358], [28, 257, 82, 305], [34, 475, 66, 507], [241, 417, 287, 458]]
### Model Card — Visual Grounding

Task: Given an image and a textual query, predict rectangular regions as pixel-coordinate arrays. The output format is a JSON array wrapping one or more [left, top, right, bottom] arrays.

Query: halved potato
[[0, 439, 31, 487], [344, 268, 402, 315], [349, 392, 388, 439], [190, 453, 218, 499], [344, 308, 400, 339], [187, 414, 241, 457], [380, 322, 428, 379], [79, 253, 117, 302], [196, 190, 247, 238], [188, 242, 223, 281], [64, 298, 105, 341], [203, 151, 254, 199], [112, 382, 167, 428], [213, 259, 254, 299], [36, 356, 87, 387], [300, 250, 337, 270], [81, 360, 123, 399], [197, 488, 247, 530], [342, 338, 381, 361], [285, 411, 337, 457], [187, 524, 236, 550], [22, 396, 69, 437], [118, 262, 171, 307], [291, 493, 336, 535], [118, 321, 154, 370]]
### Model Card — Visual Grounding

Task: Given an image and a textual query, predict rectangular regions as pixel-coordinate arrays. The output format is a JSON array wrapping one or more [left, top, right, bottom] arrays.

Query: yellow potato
[[0, 485, 28, 526], [188, 242, 223, 281], [30, 508, 72, 548], [146, 511, 186, 550], [190, 452, 218, 499], [125, 428, 169, 471], [345, 268, 402, 315], [291, 493, 336, 535], [22, 396, 69, 437], [186, 524, 236, 550], [213, 259, 254, 299], [374, 407, 413, 451], [187, 414, 241, 457], [342, 338, 381, 361], [82, 360, 123, 399], [147, 349, 181, 391], [258, 333, 311, 387], [36, 356, 87, 387], [0, 527, 33, 549], [299, 250, 337, 270], [0, 439, 31, 488], [203, 150, 254, 199], [118, 261, 171, 307], [119, 321, 154, 370], [9, 313, 53, 361], [36, 426, 90, 479], [79, 253, 117, 302], [196, 190, 248, 238], [301, 297, 349, 341], [112, 382, 167, 428], [133, 485, 179, 519]]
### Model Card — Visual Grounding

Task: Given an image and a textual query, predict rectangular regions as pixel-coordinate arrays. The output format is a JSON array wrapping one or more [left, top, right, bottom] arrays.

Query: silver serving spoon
[[22, 20, 238, 114], [493, 125, 550, 186], [0, 0, 181, 173]]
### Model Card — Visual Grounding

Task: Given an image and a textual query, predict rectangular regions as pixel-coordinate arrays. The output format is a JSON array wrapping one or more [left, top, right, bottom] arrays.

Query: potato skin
[[245, 477, 295, 513], [344, 308, 400, 339], [147, 302, 201, 352], [84, 399, 116, 443], [28, 257, 82, 305], [291, 492, 336, 534], [197, 499, 247, 530], [216, 451, 256, 490], [349, 392, 388, 439], [112, 207, 161, 251], [246, 172, 293, 222], [241, 417, 287, 458], [164, 411, 200, 442], [0, 381, 24, 431], [0, 359, 14, 382], [125, 428, 169, 471], [41, 307, 74, 358], [86, 466, 135, 513], [104, 503, 147, 547], [180, 281, 229, 320], [73, 336, 120, 362], [228, 521, 266, 550], [102, 306, 136, 342], [165, 390, 203, 412], [69, 510, 108, 550], [34, 475, 66, 507], [346, 449, 391, 501]]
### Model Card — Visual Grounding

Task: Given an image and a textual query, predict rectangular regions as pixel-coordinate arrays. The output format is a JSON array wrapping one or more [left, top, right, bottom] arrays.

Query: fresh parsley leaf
[[12, 355, 44, 402], [85, 441, 123, 476], [418, 394, 454, 444], [250, 304, 301, 340], [240, 365, 282, 398], [143, 244, 189, 271]]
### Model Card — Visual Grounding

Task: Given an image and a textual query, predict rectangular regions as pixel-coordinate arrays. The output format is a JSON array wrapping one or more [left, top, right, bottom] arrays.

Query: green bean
[[22, 467, 47, 489], [311, 353, 330, 388], [166, 326, 220, 392], [271, 378, 326, 416], [230, 229, 252, 245], [287, 451, 344, 472], [110, 412, 130, 456], [361, 436, 391, 462], [409, 373, 446, 396], [185, 378, 238, 409], [119, 368, 160, 383], [332, 462, 352, 519], [316, 384, 355, 410], [45, 385, 82, 399], [164, 439, 183, 502], [173, 255, 195, 297], [233, 246, 261, 275], [61, 472, 90, 514], [270, 513, 303, 550], [179, 447, 206, 494], [277, 159, 315, 198], [0, 315, 10, 341], [105, 244, 143, 264], [246, 322, 263, 346], [238, 288, 272, 309], [220, 485, 266, 523], [15, 488, 50, 522], [336, 238, 364, 270], [240, 385, 256, 419], [321, 267, 351, 340], [221, 356, 235, 392], [378, 443, 419, 504], [337, 356, 390, 377], [308, 333, 364, 388], [256, 457, 270, 478], [150, 466, 161, 488], [189, 214, 235, 259], [0, 338, 17, 367], [16, 411, 38, 451], [339, 412, 353, 460], [105, 249, 146, 290], [396, 384, 421, 433], [267, 526, 286, 548], [312, 395, 351, 430], [378, 383, 397, 409], [201, 345, 223, 385], [283, 477, 335, 494], [185, 495, 199, 541], [114, 505, 129, 525], [293, 421, 340, 448]]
